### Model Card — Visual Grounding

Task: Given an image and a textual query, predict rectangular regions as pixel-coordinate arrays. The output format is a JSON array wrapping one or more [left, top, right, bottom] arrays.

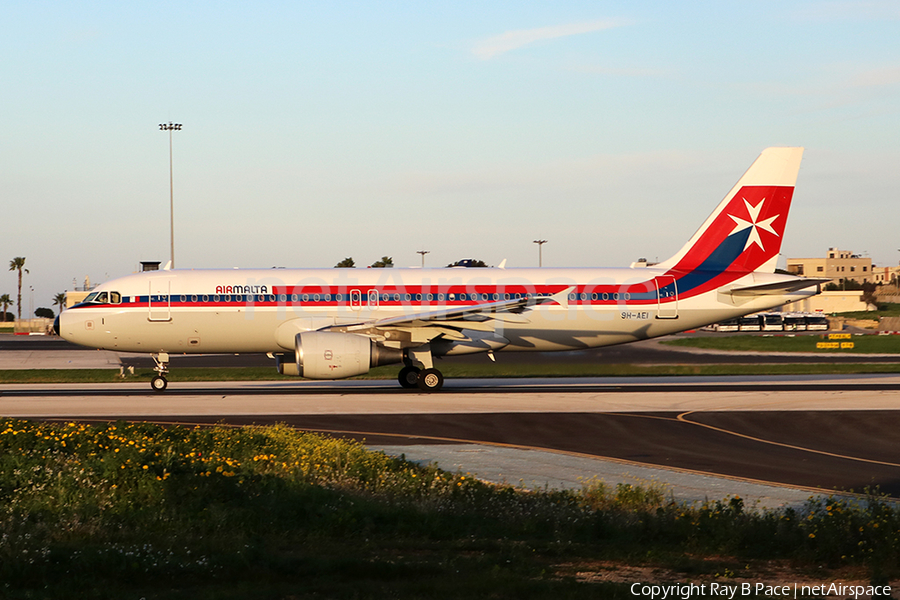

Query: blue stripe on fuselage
[[667, 229, 751, 296]]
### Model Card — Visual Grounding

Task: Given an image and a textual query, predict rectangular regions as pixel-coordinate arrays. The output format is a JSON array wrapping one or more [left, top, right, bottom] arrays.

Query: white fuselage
[[59, 266, 816, 356]]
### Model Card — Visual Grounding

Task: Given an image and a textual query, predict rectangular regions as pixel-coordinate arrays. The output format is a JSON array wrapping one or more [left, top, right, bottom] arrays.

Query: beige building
[[872, 265, 900, 285], [64, 290, 92, 308], [786, 248, 873, 285], [781, 290, 873, 314]]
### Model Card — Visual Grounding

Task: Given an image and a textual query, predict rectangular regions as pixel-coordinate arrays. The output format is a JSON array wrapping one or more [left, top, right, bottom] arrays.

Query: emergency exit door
[[655, 276, 678, 319]]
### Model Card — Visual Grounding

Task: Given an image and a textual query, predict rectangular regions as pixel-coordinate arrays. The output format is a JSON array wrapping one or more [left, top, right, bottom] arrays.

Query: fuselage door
[[148, 279, 172, 322], [350, 289, 362, 311], [367, 289, 379, 310], [655, 276, 678, 319]]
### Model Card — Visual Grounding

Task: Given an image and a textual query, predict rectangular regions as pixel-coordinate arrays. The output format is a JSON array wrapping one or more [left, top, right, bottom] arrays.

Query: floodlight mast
[[533, 239, 548, 267], [159, 122, 182, 269], [417, 250, 430, 268]]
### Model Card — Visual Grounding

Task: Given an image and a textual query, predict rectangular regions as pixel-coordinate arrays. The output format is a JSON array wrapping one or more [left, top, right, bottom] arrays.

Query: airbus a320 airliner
[[57, 147, 823, 392]]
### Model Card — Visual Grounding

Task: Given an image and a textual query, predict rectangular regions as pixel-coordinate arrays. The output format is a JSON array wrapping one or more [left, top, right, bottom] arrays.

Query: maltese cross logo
[[728, 198, 779, 252]]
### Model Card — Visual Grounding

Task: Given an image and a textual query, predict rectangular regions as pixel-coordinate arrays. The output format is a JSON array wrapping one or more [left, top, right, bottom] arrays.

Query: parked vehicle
[[716, 318, 740, 332], [805, 315, 829, 331], [762, 313, 784, 331], [783, 315, 806, 331], [739, 315, 762, 331]]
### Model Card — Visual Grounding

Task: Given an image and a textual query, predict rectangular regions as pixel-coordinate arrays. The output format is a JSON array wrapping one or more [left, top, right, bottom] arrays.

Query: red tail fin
[[657, 147, 804, 276]]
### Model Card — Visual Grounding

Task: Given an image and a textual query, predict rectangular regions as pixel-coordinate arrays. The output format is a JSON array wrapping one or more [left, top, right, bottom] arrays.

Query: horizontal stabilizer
[[728, 278, 829, 297]]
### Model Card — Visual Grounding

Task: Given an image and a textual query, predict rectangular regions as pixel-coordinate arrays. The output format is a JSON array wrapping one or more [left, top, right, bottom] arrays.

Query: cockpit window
[[110, 292, 121, 304], [83, 292, 99, 303], [95, 292, 109, 303]]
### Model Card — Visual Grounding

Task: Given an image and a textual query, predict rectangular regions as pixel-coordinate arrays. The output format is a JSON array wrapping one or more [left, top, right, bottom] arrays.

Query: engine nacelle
[[294, 332, 402, 379]]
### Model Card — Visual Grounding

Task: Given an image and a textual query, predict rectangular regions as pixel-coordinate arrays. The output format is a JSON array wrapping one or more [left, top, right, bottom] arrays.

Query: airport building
[[785, 248, 874, 285]]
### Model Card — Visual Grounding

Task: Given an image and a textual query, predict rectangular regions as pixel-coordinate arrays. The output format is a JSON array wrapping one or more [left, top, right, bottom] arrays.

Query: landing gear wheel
[[398, 366, 421, 389], [150, 375, 168, 392], [416, 368, 444, 392]]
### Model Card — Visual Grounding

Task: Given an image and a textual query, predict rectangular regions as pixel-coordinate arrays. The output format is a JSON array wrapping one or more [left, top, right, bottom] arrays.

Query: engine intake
[[294, 332, 402, 379]]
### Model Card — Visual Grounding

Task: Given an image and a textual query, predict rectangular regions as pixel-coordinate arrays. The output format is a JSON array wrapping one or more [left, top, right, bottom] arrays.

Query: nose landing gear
[[150, 353, 170, 392]]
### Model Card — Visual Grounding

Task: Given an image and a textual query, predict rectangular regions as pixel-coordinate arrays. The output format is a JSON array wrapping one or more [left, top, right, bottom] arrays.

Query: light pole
[[533, 239, 547, 267], [159, 122, 182, 268], [417, 250, 430, 268]]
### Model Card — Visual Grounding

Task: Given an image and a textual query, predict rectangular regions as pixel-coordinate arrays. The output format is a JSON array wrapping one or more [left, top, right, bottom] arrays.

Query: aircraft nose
[[53, 315, 60, 336]]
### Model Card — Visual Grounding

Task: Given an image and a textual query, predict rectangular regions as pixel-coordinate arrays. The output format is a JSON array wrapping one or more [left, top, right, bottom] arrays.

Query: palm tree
[[8, 257, 28, 320], [0, 294, 11, 322], [53, 292, 67, 314]]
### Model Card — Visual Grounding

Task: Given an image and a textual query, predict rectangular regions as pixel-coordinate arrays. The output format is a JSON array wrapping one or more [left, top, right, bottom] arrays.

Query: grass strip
[[3, 361, 900, 384], [0, 419, 898, 599], [662, 334, 900, 354]]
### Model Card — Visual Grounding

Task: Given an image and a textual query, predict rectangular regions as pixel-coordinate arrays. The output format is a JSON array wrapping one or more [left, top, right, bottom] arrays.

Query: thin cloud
[[471, 18, 630, 61], [794, 1, 900, 21], [566, 63, 670, 78], [847, 65, 900, 89], [737, 63, 900, 114]]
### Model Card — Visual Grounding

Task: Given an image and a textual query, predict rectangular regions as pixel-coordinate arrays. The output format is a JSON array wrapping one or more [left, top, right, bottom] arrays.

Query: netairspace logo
[[630, 582, 893, 599]]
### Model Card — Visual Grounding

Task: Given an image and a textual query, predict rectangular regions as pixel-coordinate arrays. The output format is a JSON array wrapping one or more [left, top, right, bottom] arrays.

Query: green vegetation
[[369, 255, 394, 268], [839, 303, 900, 320], [34, 307, 54, 319], [1, 419, 898, 598], [0, 294, 12, 322], [0, 367, 284, 384], [53, 292, 66, 315], [4, 361, 900, 384], [662, 334, 900, 354]]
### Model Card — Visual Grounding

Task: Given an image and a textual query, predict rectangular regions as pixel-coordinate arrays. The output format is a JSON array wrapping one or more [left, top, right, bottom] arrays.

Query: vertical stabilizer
[[657, 147, 803, 277]]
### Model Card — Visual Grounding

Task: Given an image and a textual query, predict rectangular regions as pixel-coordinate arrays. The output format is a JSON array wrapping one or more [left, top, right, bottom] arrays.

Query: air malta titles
[[215, 285, 269, 294]]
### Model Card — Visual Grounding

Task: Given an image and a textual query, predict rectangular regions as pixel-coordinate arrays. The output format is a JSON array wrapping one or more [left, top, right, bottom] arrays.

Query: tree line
[[334, 257, 489, 268]]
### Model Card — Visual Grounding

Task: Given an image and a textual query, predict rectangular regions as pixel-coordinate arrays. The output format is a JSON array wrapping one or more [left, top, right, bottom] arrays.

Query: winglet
[[539, 286, 574, 309]]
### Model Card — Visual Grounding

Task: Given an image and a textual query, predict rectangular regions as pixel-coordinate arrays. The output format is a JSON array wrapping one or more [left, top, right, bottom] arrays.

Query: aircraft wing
[[728, 278, 830, 296], [325, 287, 573, 338]]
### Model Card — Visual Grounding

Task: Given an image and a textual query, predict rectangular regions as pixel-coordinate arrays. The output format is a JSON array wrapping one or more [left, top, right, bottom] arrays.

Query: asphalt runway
[[194, 411, 900, 496], [3, 376, 900, 498]]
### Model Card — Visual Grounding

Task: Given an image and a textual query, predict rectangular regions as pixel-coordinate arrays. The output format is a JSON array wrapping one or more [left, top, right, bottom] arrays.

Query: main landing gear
[[397, 366, 444, 392], [150, 353, 169, 392], [397, 344, 444, 392]]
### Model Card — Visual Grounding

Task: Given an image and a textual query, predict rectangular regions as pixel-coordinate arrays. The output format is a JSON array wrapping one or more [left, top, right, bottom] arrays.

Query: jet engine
[[290, 331, 402, 379]]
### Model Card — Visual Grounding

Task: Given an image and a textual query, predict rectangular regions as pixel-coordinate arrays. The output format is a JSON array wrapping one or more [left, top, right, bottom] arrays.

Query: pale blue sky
[[2, 1, 898, 311]]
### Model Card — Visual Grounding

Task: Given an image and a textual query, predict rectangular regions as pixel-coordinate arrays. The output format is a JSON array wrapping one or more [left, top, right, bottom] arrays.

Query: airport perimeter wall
[[878, 317, 900, 332], [12, 318, 53, 334]]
